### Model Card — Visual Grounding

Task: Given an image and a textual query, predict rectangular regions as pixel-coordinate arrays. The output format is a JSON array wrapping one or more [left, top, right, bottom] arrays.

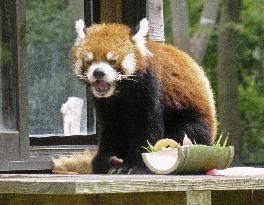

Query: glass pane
[[27, 0, 92, 136], [0, 11, 17, 132]]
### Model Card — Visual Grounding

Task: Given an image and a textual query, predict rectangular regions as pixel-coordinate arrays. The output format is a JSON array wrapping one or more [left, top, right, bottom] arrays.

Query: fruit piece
[[154, 138, 179, 151], [182, 134, 193, 145]]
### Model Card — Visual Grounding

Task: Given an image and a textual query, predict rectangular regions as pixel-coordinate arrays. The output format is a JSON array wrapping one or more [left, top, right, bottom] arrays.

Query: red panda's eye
[[86, 60, 93, 65], [108, 60, 117, 65]]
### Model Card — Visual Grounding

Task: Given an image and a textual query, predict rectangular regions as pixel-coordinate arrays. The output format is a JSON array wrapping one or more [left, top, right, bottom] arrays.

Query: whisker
[[116, 73, 137, 82]]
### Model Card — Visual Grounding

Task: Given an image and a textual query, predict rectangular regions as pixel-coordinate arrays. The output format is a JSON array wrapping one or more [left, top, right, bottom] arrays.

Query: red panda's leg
[[183, 119, 212, 145], [92, 152, 113, 174], [109, 69, 164, 174], [164, 109, 212, 145]]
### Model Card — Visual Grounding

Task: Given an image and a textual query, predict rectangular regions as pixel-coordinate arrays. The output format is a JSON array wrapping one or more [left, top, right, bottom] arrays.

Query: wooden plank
[[253, 190, 264, 205], [146, 0, 165, 42], [0, 174, 264, 194], [212, 190, 252, 205], [0, 160, 52, 171], [0, 133, 20, 161], [16, 0, 29, 160], [186, 191, 211, 205], [100, 0, 122, 23], [0, 192, 186, 205]]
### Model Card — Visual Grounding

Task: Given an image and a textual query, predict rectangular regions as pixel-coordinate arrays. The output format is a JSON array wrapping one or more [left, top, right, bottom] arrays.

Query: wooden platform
[[0, 174, 263, 204]]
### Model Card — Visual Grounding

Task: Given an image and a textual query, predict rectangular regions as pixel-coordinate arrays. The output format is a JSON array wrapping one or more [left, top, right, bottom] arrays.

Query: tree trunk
[[217, 0, 242, 164], [190, 0, 219, 64], [170, 0, 219, 64], [147, 0, 165, 42], [170, 0, 190, 53]]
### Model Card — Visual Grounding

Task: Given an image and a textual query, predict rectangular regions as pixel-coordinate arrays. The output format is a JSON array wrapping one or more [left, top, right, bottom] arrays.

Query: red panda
[[71, 18, 217, 174]]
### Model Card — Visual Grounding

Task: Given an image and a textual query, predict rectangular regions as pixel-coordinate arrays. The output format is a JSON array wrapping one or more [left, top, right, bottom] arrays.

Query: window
[[27, 0, 93, 136], [0, 7, 17, 133]]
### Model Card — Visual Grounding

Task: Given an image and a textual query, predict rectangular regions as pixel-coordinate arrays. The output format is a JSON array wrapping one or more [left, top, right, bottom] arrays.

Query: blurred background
[[23, 0, 264, 165]]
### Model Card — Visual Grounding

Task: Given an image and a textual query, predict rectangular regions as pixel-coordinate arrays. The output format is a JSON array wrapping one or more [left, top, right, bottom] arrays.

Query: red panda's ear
[[130, 22, 140, 37], [131, 18, 149, 40], [75, 19, 86, 45], [131, 18, 152, 57]]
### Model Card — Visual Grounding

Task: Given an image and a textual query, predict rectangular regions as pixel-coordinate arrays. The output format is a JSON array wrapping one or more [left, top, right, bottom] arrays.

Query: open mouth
[[95, 80, 111, 92]]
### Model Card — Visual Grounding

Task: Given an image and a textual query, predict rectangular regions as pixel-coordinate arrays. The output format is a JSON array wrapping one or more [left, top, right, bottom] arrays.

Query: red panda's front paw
[[107, 165, 152, 174]]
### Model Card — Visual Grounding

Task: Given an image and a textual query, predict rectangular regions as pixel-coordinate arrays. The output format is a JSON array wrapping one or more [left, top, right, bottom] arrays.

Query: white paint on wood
[[61, 97, 84, 136], [146, 0, 165, 42]]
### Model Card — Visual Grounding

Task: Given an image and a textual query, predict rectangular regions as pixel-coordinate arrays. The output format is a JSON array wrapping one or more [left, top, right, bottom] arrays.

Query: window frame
[[0, 0, 30, 171]]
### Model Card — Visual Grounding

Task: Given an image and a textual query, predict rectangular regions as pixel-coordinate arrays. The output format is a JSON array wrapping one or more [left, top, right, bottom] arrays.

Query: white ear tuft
[[132, 18, 152, 57], [133, 18, 149, 39], [75, 19, 85, 45], [122, 53, 136, 75]]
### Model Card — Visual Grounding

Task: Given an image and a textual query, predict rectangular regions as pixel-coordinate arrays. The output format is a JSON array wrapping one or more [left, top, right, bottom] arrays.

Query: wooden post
[[146, 0, 165, 42], [100, 0, 122, 23], [186, 191, 211, 205]]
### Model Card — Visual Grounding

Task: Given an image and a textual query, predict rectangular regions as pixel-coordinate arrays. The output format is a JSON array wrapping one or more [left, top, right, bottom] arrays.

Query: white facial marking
[[73, 58, 82, 76], [86, 52, 93, 61], [75, 19, 85, 45], [122, 53, 136, 75], [87, 62, 118, 83], [106, 52, 116, 61], [86, 62, 119, 98], [132, 18, 152, 57]]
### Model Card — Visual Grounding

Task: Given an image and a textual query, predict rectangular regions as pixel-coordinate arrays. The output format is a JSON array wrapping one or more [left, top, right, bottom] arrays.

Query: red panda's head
[[71, 19, 152, 98]]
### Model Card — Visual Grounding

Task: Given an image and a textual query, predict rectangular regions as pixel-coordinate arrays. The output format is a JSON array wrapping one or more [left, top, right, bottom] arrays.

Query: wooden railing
[[0, 174, 263, 204]]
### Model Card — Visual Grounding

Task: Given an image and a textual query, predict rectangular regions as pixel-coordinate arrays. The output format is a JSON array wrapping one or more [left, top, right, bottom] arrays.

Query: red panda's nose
[[93, 69, 105, 79]]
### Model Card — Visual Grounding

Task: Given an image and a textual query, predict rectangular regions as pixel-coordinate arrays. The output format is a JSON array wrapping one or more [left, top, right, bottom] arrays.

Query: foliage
[[213, 133, 229, 148], [238, 0, 264, 164], [165, 0, 264, 164], [142, 141, 158, 153], [0, 43, 11, 64], [240, 77, 264, 163]]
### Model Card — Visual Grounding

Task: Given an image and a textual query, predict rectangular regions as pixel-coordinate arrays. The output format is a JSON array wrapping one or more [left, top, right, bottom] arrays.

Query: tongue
[[95, 81, 110, 92]]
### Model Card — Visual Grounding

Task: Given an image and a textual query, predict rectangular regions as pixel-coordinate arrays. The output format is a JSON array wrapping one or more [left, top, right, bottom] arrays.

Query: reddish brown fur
[[143, 41, 217, 141], [71, 23, 217, 142]]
